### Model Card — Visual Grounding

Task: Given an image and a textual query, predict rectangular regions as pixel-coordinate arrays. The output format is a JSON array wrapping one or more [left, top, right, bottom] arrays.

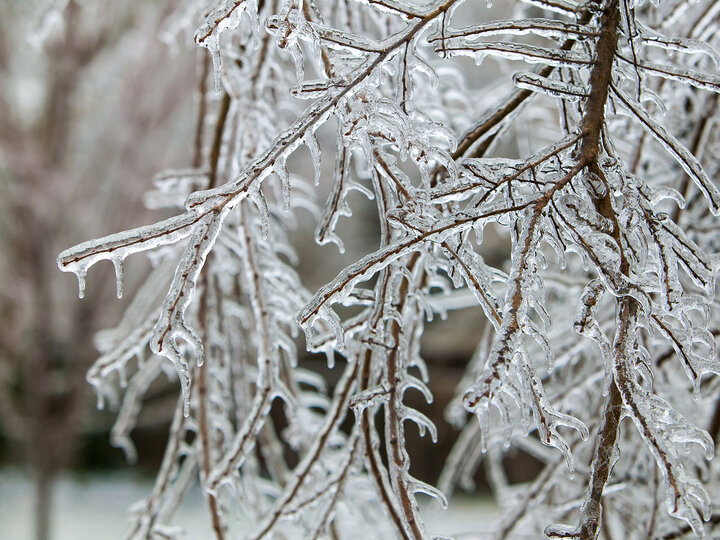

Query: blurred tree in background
[[0, 2, 196, 538]]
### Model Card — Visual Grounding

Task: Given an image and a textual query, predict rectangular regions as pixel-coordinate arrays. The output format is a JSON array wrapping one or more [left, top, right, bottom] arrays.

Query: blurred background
[[0, 1, 199, 537], [0, 1, 529, 539]]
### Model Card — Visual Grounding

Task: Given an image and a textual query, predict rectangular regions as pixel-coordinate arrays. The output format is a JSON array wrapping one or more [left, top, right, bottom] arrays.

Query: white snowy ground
[[0, 468, 501, 539]]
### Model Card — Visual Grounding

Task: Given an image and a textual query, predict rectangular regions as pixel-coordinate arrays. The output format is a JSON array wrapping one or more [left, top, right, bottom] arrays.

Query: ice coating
[[52, 0, 720, 536], [514, 71, 589, 101], [440, 40, 593, 68], [195, 0, 257, 93], [613, 85, 720, 215], [57, 212, 198, 298]]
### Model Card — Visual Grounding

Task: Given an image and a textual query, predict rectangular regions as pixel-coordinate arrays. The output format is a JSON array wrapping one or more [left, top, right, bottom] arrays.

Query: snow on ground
[[0, 468, 501, 539]]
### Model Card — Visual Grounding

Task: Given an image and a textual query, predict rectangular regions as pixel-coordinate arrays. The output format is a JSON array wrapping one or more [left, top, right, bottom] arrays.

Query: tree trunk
[[34, 468, 54, 540]]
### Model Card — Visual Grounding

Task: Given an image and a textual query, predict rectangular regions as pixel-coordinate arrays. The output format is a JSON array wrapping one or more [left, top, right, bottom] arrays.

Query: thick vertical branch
[[195, 353, 227, 539], [575, 366, 623, 539], [126, 397, 191, 539], [208, 91, 231, 188], [579, 0, 620, 164], [572, 2, 626, 538], [360, 347, 408, 538], [359, 175, 418, 539], [193, 82, 234, 540], [192, 54, 211, 169], [196, 274, 226, 540], [385, 320, 424, 540]]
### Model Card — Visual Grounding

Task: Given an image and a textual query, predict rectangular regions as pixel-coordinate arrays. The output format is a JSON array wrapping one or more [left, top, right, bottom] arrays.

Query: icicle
[[305, 133, 322, 187], [75, 268, 87, 299], [403, 407, 438, 442], [112, 257, 125, 299], [274, 154, 291, 211], [194, 0, 255, 93], [320, 306, 345, 351], [249, 187, 270, 239], [208, 35, 223, 93], [410, 478, 448, 509]]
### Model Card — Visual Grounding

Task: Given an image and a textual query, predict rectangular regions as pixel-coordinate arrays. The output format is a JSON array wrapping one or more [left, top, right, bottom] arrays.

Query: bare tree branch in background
[[0, 2, 195, 539]]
